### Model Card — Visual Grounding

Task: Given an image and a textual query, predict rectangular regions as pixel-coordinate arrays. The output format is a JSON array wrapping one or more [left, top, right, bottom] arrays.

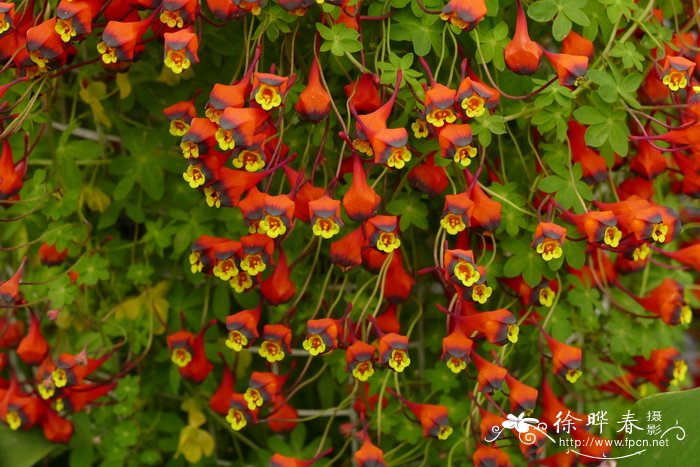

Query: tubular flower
[[505, 373, 538, 416], [239, 234, 274, 276], [355, 434, 386, 467], [542, 50, 589, 88], [504, 0, 542, 75], [532, 222, 566, 261], [342, 155, 381, 221], [309, 195, 343, 239], [252, 73, 290, 111], [51, 351, 109, 389], [441, 326, 473, 373], [330, 227, 364, 270], [0, 257, 27, 304], [467, 178, 502, 233], [1, 381, 43, 432], [630, 141, 666, 179], [244, 372, 282, 410], [636, 279, 693, 326], [440, 192, 474, 235], [167, 329, 213, 383], [629, 206, 680, 244], [456, 78, 498, 118], [408, 153, 449, 196], [267, 396, 298, 433], [568, 120, 607, 183], [346, 341, 375, 382], [295, 56, 331, 122], [163, 28, 199, 74], [212, 241, 242, 281], [302, 318, 339, 356], [440, 0, 487, 31], [363, 215, 401, 253], [444, 249, 480, 288], [543, 333, 583, 383], [627, 347, 688, 388], [209, 362, 235, 416], [0, 3, 14, 36], [472, 351, 507, 393], [163, 100, 197, 136], [259, 194, 295, 239], [562, 31, 594, 59], [564, 210, 622, 248], [387, 389, 453, 440], [205, 79, 253, 123], [438, 123, 478, 167], [258, 324, 292, 363], [229, 271, 254, 293], [26, 19, 67, 71], [16, 313, 49, 365], [225, 307, 261, 351], [55, 0, 100, 42], [39, 243, 68, 266], [160, 0, 197, 28], [97, 17, 151, 65], [226, 393, 257, 431], [181, 118, 218, 159], [345, 73, 381, 114], [473, 445, 511, 467], [424, 84, 457, 128], [260, 249, 296, 305], [460, 308, 519, 346], [378, 333, 411, 372], [0, 140, 28, 200], [383, 251, 415, 303], [216, 107, 269, 151], [660, 56, 695, 91]]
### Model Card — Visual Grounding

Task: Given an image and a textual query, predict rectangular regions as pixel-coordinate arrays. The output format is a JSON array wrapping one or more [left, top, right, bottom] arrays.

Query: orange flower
[[472, 445, 511, 467], [466, 176, 502, 233], [424, 83, 457, 128], [383, 251, 415, 303], [568, 120, 607, 183], [26, 19, 68, 71], [0, 257, 26, 304], [456, 78, 498, 118], [345, 340, 375, 382], [472, 351, 507, 393], [330, 227, 365, 271], [55, 0, 102, 42], [542, 50, 589, 88], [386, 388, 453, 440], [660, 55, 695, 91], [309, 195, 343, 239], [354, 434, 386, 466], [97, 16, 152, 64], [443, 249, 480, 288], [260, 249, 296, 305], [629, 141, 666, 179], [244, 372, 285, 410], [505, 373, 538, 416], [163, 28, 199, 74], [258, 324, 292, 363], [344, 73, 381, 114], [627, 347, 687, 388], [438, 123, 478, 167], [163, 99, 197, 136], [440, 192, 474, 235], [561, 31, 594, 59], [252, 72, 290, 111], [363, 215, 401, 254], [408, 153, 449, 196], [303, 318, 340, 356], [226, 393, 257, 431], [342, 155, 381, 221], [267, 396, 298, 433], [167, 328, 213, 383], [295, 56, 331, 122], [459, 308, 519, 346], [532, 222, 566, 261], [441, 326, 473, 373], [160, 0, 197, 28], [543, 332, 583, 383], [440, 0, 487, 31], [224, 306, 261, 351], [635, 278, 692, 326], [16, 312, 49, 365], [209, 360, 235, 415], [377, 332, 411, 373], [504, 0, 542, 75]]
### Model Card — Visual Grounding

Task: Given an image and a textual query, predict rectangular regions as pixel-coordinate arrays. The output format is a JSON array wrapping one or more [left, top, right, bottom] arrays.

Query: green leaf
[[73, 254, 111, 285], [0, 425, 58, 467], [528, 0, 558, 22], [617, 388, 700, 465], [573, 106, 607, 125], [552, 13, 572, 41], [412, 30, 431, 56]]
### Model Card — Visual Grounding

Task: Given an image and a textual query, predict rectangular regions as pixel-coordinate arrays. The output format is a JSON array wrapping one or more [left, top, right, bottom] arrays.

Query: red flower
[[441, 325, 473, 373], [543, 332, 583, 383], [562, 210, 621, 248], [408, 153, 449, 196], [386, 389, 453, 440], [309, 195, 343, 239], [440, 0, 487, 31], [345, 340, 375, 382], [542, 50, 589, 88], [0, 379, 44, 431], [438, 123, 478, 167], [443, 249, 480, 288], [459, 308, 519, 346], [630, 141, 666, 179], [295, 56, 331, 123], [55, 0, 102, 42], [383, 251, 415, 303], [180, 117, 218, 159], [363, 215, 401, 254], [244, 372, 285, 411], [330, 227, 364, 271], [440, 192, 474, 235], [225, 306, 260, 351], [167, 328, 213, 383], [261, 249, 296, 305], [268, 449, 333, 467], [376, 332, 411, 373], [252, 72, 291, 111], [209, 360, 235, 416], [354, 433, 386, 467], [505, 373, 538, 416], [504, 0, 542, 75], [660, 55, 695, 91], [258, 324, 292, 363], [342, 155, 381, 222], [467, 178, 502, 233], [344, 74, 381, 114], [561, 31, 594, 59], [456, 78, 498, 119], [635, 278, 692, 325], [0, 257, 26, 304], [160, 0, 198, 29], [472, 351, 507, 393], [532, 222, 566, 261], [303, 318, 341, 356], [27, 19, 69, 71], [41, 408, 74, 443], [473, 444, 511, 467], [267, 395, 298, 433], [164, 99, 197, 137], [61, 382, 115, 412], [97, 16, 152, 64], [568, 120, 607, 183], [17, 312, 48, 365], [163, 28, 199, 74], [627, 347, 687, 388], [225, 393, 257, 431], [424, 83, 457, 128], [216, 107, 269, 151]]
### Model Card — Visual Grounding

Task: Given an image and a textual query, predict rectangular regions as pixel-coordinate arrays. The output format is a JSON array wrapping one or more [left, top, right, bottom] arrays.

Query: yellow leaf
[[181, 398, 206, 428], [176, 426, 214, 464], [79, 81, 112, 128], [81, 185, 111, 213], [116, 73, 131, 99], [143, 281, 170, 334], [113, 295, 145, 321]]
